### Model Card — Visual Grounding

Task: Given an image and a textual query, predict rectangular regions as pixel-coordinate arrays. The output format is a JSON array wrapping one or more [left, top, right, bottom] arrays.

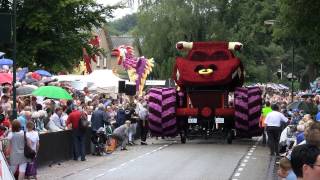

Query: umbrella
[[287, 101, 311, 113], [301, 93, 315, 98], [0, 58, 13, 66], [32, 86, 72, 100], [31, 72, 41, 80], [35, 70, 52, 77], [17, 85, 38, 96], [0, 73, 12, 84]]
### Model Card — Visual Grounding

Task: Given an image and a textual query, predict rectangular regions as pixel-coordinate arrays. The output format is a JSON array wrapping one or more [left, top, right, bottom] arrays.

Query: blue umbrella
[[35, 70, 52, 77], [0, 58, 13, 66]]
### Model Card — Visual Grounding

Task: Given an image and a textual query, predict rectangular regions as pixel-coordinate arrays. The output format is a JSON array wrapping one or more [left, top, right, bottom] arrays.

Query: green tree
[[274, 0, 320, 89], [108, 14, 137, 35], [0, 0, 117, 72]]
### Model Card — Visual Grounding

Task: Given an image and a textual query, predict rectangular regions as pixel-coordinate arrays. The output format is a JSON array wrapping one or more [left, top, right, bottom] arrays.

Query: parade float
[[111, 45, 154, 96], [147, 41, 263, 144]]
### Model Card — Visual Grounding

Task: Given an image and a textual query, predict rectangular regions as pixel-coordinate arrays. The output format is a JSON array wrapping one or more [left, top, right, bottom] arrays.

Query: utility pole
[[280, 63, 283, 80], [291, 45, 295, 102], [12, 0, 17, 119]]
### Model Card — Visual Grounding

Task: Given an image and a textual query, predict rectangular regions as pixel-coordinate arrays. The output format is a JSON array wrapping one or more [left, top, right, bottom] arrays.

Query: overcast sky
[[97, 0, 138, 20]]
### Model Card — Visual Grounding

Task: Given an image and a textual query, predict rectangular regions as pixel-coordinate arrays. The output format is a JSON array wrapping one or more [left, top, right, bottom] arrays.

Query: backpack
[[78, 112, 89, 132]]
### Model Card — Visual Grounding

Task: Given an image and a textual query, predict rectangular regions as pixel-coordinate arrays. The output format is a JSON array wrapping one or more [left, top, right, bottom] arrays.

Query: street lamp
[[264, 19, 295, 102]]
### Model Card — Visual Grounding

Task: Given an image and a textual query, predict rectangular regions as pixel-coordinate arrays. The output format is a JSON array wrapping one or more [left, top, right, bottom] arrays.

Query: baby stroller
[[91, 127, 108, 156]]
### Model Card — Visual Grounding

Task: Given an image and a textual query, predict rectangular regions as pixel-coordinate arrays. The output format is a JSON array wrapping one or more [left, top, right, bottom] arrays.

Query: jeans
[[266, 126, 281, 155], [72, 129, 86, 160]]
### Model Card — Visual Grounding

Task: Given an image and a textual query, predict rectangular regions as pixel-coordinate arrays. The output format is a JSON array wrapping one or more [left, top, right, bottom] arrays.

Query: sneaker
[[81, 158, 86, 161], [121, 147, 128, 151], [128, 142, 134, 146], [141, 141, 148, 145]]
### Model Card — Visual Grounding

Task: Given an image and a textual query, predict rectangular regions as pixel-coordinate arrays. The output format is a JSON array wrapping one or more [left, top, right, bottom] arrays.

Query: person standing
[[138, 102, 148, 145], [66, 107, 86, 161], [25, 121, 40, 179], [260, 101, 272, 145], [91, 104, 109, 133], [8, 120, 29, 180], [265, 104, 288, 156]]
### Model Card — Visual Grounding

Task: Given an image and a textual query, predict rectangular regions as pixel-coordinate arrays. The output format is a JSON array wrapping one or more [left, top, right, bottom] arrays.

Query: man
[[260, 101, 272, 145], [66, 107, 86, 161], [291, 144, 320, 180], [138, 102, 148, 145], [50, 107, 65, 129], [112, 121, 131, 151], [265, 104, 288, 156], [91, 104, 109, 154], [91, 104, 109, 132]]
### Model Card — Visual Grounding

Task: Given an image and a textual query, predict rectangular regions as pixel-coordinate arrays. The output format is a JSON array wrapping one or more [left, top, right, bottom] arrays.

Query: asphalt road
[[38, 137, 273, 180]]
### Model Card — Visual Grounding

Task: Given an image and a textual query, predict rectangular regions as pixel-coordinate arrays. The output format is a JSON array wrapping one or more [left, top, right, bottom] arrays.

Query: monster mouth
[[198, 68, 213, 75], [195, 64, 217, 76]]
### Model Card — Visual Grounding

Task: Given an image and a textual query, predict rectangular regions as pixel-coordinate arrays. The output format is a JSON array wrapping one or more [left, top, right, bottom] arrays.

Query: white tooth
[[176, 69, 180, 81], [237, 67, 242, 77]]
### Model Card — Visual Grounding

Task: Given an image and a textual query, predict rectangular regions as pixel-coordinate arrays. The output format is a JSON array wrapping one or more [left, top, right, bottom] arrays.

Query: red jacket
[[66, 110, 81, 129]]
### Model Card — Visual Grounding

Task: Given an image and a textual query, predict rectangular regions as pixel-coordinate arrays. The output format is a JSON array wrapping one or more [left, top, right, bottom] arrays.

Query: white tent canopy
[[53, 70, 123, 93], [84, 69, 123, 93]]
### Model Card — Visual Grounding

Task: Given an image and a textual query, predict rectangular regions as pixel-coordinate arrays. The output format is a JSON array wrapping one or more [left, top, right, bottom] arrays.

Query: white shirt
[[26, 130, 39, 151], [265, 111, 288, 127]]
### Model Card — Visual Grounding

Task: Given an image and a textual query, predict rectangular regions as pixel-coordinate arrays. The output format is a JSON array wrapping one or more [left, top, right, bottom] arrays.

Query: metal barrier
[[37, 129, 92, 166]]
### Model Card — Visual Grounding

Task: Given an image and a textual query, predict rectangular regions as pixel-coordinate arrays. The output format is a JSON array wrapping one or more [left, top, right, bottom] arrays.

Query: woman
[[25, 121, 39, 179], [7, 120, 29, 180]]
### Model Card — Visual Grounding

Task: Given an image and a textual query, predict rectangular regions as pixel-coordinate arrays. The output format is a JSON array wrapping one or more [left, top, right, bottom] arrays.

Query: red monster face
[[111, 49, 122, 65], [173, 41, 244, 91]]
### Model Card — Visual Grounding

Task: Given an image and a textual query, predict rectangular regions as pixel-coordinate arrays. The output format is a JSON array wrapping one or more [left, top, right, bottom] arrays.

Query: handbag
[[25, 159, 37, 177], [24, 132, 36, 159]]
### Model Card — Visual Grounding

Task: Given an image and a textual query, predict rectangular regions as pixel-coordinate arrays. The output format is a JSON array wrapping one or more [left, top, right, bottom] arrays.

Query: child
[[277, 157, 297, 180]]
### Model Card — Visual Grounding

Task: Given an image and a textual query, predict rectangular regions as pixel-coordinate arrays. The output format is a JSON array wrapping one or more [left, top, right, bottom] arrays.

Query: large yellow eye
[[198, 68, 213, 75]]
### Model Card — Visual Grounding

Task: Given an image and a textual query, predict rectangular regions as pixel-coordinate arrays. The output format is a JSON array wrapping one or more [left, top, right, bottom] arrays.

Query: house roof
[[110, 36, 135, 48]]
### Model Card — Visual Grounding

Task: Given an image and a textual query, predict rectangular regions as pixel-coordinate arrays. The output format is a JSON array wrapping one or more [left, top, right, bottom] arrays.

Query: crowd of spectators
[[260, 90, 320, 180], [0, 76, 150, 179]]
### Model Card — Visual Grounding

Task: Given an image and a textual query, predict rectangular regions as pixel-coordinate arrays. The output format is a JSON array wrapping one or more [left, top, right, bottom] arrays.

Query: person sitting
[[291, 144, 320, 180]]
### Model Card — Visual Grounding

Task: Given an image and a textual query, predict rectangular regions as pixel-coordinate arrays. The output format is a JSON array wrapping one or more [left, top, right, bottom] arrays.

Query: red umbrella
[[31, 72, 41, 80], [0, 73, 13, 85]]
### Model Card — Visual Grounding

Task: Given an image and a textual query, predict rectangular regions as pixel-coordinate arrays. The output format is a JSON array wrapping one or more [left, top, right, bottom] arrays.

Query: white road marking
[[247, 153, 252, 156], [94, 144, 169, 179], [243, 159, 248, 163], [241, 163, 246, 167], [95, 174, 105, 178], [108, 168, 117, 172], [238, 168, 243, 171], [234, 173, 241, 177], [245, 156, 250, 159]]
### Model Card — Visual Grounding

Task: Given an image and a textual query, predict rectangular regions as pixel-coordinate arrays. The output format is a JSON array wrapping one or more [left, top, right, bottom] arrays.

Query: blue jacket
[[90, 109, 109, 131], [116, 109, 126, 127]]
